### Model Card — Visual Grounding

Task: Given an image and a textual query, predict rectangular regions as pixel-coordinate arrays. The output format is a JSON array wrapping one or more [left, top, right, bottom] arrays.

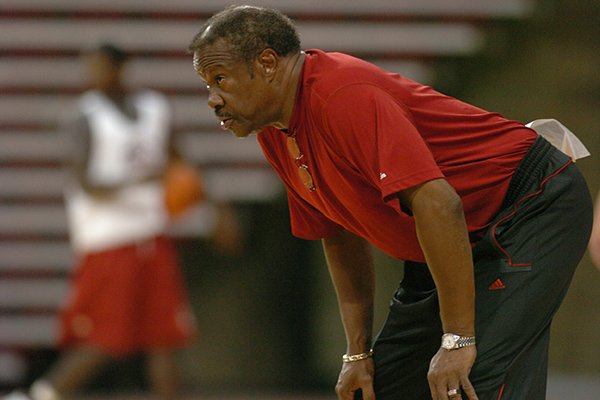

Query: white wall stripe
[[0, 279, 68, 308], [0, 316, 57, 346], [0, 59, 433, 88], [0, 20, 482, 55], [0, 0, 533, 18]]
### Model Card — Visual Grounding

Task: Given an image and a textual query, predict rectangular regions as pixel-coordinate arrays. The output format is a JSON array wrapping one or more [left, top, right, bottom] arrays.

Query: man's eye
[[215, 76, 225, 84]]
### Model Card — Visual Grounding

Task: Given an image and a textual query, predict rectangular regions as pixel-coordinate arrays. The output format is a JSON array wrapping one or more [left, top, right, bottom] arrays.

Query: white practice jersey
[[65, 90, 170, 253]]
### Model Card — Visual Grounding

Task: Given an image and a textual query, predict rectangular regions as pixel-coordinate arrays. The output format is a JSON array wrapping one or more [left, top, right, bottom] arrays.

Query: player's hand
[[427, 346, 478, 400], [335, 358, 376, 400]]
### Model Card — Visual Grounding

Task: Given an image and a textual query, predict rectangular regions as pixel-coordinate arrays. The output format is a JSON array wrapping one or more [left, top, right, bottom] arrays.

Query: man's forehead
[[192, 40, 236, 73], [193, 52, 230, 79]]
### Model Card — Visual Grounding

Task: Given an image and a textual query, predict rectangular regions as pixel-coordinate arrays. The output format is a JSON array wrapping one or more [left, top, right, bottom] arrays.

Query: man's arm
[[399, 178, 478, 400], [322, 229, 376, 400]]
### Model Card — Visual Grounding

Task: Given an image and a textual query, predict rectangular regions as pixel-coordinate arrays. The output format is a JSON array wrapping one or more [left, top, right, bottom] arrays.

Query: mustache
[[214, 107, 232, 119]]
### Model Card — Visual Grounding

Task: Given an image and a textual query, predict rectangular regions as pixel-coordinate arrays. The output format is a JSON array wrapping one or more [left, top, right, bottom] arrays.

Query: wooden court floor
[[77, 372, 600, 400]]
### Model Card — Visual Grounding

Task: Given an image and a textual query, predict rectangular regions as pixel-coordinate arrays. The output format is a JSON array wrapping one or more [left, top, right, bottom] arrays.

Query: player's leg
[[490, 327, 551, 399], [469, 254, 557, 399], [357, 262, 441, 400], [470, 156, 592, 398], [32, 346, 110, 398], [146, 348, 179, 400], [25, 245, 142, 399], [140, 237, 196, 399], [3, 347, 110, 400]]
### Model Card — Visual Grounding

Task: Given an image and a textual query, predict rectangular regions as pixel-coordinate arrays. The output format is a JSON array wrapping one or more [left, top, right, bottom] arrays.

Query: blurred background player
[[588, 194, 600, 271], [6, 43, 199, 400]]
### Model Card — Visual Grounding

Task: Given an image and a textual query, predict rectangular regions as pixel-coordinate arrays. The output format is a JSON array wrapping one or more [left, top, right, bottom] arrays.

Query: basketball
[[164, 161, 205, 218]]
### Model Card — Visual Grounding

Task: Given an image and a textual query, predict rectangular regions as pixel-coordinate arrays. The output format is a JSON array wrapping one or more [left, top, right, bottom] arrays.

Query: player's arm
[[322, 229, 376, 400], [62, 114, 128, 198], [398, 178, 478, 400], [167, 122, 242, 253], [62, 113, 110, 197], [588, 192, 600, 270]]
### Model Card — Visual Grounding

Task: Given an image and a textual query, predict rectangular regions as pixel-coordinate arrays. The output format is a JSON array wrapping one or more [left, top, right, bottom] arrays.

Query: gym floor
[[75, 373, 600, 400]]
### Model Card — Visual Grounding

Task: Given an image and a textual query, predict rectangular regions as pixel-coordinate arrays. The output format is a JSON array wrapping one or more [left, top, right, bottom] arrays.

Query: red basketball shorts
[[58, 236, 196, 356]]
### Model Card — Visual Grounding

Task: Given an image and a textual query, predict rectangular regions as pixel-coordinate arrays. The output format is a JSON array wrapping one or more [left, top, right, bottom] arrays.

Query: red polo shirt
[[258, 49, 536, 262]]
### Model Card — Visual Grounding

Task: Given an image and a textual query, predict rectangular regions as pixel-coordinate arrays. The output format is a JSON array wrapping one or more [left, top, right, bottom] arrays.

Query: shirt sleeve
[[322, 83, 444, 202]]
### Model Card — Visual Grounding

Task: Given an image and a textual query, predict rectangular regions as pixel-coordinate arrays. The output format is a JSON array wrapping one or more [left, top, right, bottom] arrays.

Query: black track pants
[[363, 138, 593, 400]]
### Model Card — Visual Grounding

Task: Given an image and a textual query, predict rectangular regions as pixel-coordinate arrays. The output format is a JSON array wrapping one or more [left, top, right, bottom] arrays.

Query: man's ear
[[256, 49, 278, 81]]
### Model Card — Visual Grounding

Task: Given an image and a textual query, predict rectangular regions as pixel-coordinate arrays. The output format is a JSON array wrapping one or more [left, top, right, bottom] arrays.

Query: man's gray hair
[[189, 5, 301, 63]]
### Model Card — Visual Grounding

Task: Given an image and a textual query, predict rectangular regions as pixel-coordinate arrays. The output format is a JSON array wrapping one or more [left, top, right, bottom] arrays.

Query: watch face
[[441, 334, 456, 349]]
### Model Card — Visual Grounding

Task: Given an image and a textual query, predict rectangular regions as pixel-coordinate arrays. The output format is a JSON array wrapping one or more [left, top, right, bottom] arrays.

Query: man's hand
[[336, 358, 376, 400], [427, 346, 478, 400]]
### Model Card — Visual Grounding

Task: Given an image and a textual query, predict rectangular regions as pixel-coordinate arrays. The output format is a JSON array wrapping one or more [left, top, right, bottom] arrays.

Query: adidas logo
[[488, 278, 506, 291]]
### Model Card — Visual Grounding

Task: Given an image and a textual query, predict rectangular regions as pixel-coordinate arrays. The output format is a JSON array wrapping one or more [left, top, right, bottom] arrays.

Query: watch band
[[456, 335, 476, 348], [441, 333, 476, 350]]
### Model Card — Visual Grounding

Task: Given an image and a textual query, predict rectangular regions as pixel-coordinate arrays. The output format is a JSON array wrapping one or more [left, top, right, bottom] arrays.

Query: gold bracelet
[[342, 349, 374, 363]]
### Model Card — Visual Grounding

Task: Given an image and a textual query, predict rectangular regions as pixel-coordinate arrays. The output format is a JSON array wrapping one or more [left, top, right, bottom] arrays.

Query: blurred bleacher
[[0, 0, 536, 389]]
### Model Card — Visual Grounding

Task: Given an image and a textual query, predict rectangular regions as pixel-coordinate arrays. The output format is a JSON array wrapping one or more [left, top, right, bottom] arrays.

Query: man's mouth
[[220, 117, 234, 130]]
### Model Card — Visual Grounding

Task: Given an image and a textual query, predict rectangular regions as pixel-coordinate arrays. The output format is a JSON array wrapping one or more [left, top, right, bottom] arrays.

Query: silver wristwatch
[[441, 333, 476, 350]]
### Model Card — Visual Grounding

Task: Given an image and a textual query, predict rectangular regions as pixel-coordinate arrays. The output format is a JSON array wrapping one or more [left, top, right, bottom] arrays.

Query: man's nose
[[207, 91, 224, 109]]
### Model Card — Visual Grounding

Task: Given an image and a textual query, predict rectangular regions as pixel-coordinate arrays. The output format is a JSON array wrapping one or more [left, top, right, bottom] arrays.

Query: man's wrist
[[440, 333, 476, 350], [346, 335, 373, 355], [342, 349, 374, 363]]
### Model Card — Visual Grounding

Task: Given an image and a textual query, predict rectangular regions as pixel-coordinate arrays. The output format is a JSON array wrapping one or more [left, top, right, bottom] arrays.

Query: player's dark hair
[[188, 5, 300, 63], [94, 43, 128, 66]]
